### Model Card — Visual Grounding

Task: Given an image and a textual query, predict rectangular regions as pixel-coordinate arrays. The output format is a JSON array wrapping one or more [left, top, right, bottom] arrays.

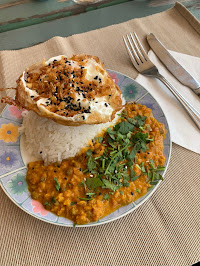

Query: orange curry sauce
[[26, 103, 166, 225]]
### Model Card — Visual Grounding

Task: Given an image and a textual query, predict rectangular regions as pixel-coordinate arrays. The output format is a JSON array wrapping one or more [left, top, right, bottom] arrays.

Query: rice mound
[[19, 111, 120, 164]]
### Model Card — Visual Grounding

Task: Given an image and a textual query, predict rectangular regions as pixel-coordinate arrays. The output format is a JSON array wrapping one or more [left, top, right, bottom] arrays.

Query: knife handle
[[193, 87, 200, 97], [156, 74, 200, 130]]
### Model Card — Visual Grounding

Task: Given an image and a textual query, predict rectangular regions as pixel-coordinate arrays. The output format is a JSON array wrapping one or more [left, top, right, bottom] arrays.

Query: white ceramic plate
[[0, 70, 171, 227]]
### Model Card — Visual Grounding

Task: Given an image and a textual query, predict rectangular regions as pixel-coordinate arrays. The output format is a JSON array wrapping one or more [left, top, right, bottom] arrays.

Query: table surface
[[0, 0, 199, 50], [0, 2, 200, 265]]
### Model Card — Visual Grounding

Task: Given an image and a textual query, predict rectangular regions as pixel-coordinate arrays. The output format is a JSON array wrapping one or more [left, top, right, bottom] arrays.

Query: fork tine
[[123, 36, 139, 69], [129, 33, 145, 63], [126, 34, 140, 64], [133, 32, 148, 61]]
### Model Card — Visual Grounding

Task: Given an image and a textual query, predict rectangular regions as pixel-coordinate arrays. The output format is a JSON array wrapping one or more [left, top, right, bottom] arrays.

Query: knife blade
[[147, 33, 200, 97]]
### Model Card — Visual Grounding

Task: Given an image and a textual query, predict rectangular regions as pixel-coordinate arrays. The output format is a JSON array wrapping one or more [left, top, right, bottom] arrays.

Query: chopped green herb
[[82, 169, 89, 174], [102, 179, 117, 191], [86, 149, 92, 156], [136, 188, 141, 193], [70, 202, 76, 206], [52, 196, 56, 203], [135, 164, 141, 170], [78, 180, 86, 190], [44, 201, 51, 207], [131, 175, 140, 181], [86, 178, 103, 189], [120, 190, 123, 195], [54, 178, 60, 191], [115, 121, 135, 135], [78, 197, 93, 201], [102, 159, 105, 169], [80, 112, 164, 201], [98, 137, 103, 143], [103, 194, 109, 200], [87, 156, 96, 171], [86, 192, 96, 197]]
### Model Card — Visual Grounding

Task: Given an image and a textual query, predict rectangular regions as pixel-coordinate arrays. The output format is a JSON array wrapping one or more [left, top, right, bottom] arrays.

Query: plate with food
[[0, 54, 171, 227]]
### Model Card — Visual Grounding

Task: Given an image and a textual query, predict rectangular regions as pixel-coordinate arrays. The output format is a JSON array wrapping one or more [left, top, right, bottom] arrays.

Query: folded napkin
[[135, 50, 200, 154]]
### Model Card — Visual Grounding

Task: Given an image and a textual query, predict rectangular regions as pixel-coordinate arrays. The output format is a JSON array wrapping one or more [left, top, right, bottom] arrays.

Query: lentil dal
[[26, 103, 166, 225]]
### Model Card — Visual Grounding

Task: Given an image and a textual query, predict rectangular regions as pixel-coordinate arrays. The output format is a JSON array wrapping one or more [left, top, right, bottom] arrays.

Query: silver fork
[[123, 32, 200, 130]]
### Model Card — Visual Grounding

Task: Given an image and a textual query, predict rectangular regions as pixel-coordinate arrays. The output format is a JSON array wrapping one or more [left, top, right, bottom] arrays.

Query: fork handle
[[156, 74, 200, 130]]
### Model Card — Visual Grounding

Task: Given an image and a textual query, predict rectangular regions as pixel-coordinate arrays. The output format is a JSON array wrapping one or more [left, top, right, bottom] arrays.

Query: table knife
[[147, 33, 200, 97]]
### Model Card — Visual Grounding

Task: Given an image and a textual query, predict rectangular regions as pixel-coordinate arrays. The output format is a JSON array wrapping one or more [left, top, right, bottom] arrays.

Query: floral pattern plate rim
[[0, 70, 171, 227]]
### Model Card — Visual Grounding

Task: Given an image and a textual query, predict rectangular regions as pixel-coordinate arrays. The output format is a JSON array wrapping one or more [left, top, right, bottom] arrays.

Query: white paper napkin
[[135, 50, 200, 154]]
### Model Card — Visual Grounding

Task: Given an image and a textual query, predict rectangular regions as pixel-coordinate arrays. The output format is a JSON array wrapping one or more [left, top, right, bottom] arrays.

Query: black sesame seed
[[94, 76, 98, 80], [31, 96, 34, 98], [82, 116, 85, 120], [99, 192, 101, 195], [64, 177, 67, 180], [57, 165, 60, 168], [131, 192, 134, 195], [40, 151, 42, 154], [105, 103, 108, 107], [54, 170, 57, 173]]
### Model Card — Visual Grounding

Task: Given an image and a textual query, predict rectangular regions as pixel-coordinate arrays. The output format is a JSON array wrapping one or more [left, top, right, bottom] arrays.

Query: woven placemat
[[0, 3, 200, 265]]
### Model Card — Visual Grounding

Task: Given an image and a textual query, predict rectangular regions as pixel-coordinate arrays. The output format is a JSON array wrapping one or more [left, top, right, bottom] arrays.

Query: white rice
[[19, 111, 121, 165]]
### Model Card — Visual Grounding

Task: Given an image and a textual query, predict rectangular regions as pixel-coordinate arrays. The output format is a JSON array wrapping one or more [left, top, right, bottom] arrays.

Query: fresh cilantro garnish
[[52, 196, 56, 203], [79, 112, 164, 201], [136, 188, 141, 193], [78, 197, 93, 201], [147, 160, 165, 185], [87, 156, 96, 171], [98, 137, 103, 143], [70, 202, 76, 206], [102, 179, 120, 191], [86, 177, 103, 189], [54, 178, 60, 191], [103, 194, 109, 200], [44, 201, 51, 207], [86, 192, 96, 197], [114, 121, 135, 135], [86, 149, 92, 156]]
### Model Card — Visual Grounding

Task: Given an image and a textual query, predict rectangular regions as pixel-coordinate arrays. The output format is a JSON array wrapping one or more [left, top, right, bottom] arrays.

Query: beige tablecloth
[[0, 2, 200, 265]]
